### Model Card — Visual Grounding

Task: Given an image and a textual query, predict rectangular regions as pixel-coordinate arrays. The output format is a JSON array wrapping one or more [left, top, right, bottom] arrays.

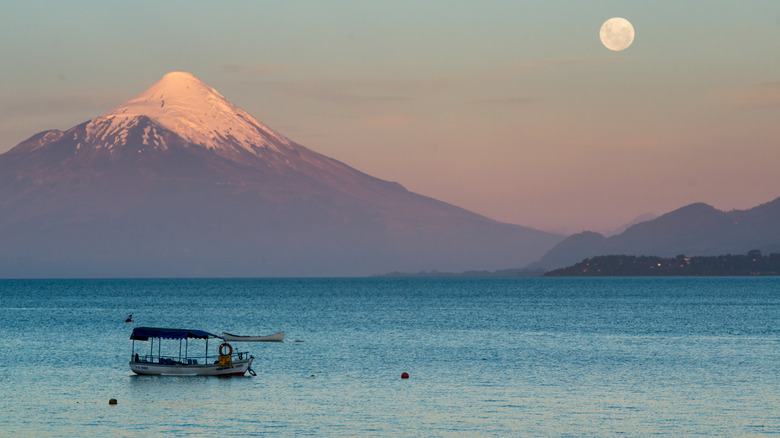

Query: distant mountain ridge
[[0, 72, 563, 277], [530, 197, 780, 270], [603, 212, 657, 237]]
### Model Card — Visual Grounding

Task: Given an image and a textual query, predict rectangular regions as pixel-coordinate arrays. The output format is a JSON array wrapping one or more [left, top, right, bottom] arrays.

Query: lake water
[[0, 277, 778, 437]]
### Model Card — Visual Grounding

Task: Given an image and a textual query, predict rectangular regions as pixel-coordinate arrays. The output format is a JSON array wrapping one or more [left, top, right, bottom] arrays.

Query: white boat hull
[[130, 357, 253, 376], [219, 331, 284, 342]]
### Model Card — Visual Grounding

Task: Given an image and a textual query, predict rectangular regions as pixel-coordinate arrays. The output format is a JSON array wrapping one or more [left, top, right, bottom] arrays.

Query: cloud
[[218, 63, 290, 75], [0, 93, 123, 120], [465, 56, 623, 97], [510, 56, 620, 73], [0, 93, 122, 149], [315, 90, 409, 105], [357, 113, 416, 130], [717, 81, 780, 108], [272, 79, 412, 105], [470, 96, 536, 106]]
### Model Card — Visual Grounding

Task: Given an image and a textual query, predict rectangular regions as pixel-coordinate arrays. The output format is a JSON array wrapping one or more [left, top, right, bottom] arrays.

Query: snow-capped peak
[[95, 71, 291, 155]]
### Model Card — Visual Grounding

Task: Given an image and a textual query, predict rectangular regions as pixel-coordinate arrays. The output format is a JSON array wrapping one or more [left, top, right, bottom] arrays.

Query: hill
[[530, 199, 780, 270]]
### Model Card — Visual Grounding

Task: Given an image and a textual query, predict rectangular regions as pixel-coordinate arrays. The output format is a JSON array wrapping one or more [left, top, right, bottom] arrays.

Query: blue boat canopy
[[131, 327, 217, 341]]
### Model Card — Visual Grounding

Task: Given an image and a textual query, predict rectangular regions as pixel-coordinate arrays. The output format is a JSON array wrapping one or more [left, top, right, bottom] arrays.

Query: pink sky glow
[[1, 1, 778, 234]]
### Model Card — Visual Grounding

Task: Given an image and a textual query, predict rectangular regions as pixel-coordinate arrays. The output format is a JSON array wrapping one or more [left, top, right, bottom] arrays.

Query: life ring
[[219, 343, 233, 356]]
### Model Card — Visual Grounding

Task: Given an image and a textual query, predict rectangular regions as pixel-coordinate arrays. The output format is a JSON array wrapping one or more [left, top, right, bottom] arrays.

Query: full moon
[[599, 17, 635, 51]]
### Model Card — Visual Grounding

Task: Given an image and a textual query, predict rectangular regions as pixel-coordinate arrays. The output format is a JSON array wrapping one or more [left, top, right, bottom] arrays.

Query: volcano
[[0, 72, 562, 277]]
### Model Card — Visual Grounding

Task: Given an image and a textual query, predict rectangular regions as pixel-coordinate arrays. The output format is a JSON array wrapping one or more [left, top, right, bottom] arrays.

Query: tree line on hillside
[[544, 250, 780, 276]]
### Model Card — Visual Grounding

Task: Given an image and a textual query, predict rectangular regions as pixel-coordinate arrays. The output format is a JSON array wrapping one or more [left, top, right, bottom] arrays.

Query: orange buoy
[[401, 372, 409, 379]]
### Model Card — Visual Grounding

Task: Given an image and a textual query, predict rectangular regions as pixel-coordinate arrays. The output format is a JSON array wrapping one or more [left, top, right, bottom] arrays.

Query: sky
[[1, 1, 779, 234]]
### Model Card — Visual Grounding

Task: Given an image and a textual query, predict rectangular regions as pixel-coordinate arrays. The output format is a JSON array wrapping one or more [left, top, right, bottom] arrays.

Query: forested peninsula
[[544, 250, 780, 276]]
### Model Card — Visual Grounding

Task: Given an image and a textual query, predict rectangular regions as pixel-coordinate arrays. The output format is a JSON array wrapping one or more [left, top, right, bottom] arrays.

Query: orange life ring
[[219, 343, 233, 356]]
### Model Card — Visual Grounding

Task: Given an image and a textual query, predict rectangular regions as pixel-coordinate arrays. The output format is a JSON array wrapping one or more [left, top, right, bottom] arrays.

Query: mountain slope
[[531, 198, 780, 270], [0, 72, 563, 277]]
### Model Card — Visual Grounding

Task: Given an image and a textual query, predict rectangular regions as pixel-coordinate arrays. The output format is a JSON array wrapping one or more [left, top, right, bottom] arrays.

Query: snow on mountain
[[89, 71, 292, 157]]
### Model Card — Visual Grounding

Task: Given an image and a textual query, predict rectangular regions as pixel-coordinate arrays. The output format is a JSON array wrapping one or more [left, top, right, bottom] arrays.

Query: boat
[[129, 327, 255, 376], [219, 331, 285, 342]]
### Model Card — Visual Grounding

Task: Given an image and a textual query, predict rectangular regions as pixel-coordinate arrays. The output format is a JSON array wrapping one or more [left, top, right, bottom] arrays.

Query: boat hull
[[130, 357, 253, 376], [219, 331, 284, 342]]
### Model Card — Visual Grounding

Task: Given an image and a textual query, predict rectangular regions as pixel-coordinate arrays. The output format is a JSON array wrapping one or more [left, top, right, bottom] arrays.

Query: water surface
[[1, 277, 777, 436]]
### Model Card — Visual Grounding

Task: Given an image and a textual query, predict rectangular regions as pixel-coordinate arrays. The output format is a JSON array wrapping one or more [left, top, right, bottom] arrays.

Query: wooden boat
[[129, 327, 255, 376], [219, 331, 285, 342]]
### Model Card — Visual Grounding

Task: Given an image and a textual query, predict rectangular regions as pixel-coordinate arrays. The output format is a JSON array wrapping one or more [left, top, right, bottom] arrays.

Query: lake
[[1, 277, 777, 436]]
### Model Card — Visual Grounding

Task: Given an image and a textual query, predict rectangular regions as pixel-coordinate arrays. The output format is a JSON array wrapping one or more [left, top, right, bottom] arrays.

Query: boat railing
[[131, 350, 251, 365]]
